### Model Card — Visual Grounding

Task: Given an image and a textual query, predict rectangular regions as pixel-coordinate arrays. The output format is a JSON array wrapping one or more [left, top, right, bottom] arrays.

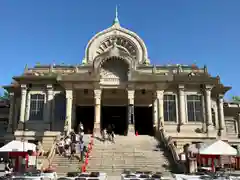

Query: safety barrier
[[81, 134, 94, 173]]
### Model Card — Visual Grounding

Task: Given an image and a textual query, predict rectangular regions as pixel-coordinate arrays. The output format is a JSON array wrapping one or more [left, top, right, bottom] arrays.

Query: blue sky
[[0, 0, 239, 99]]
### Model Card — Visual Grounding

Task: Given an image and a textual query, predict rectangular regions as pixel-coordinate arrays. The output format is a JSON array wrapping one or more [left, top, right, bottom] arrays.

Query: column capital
[[205, 85, 214, 91], [156, 90, 164, 99], [21, 84, 27, 90], [46, 84, 53, 90], [178, 84, 185, 90], [127, 90, 135, 99], [219, 94, 224, 99], [94, 89, 102, 98], [66, 89, 73, 99]]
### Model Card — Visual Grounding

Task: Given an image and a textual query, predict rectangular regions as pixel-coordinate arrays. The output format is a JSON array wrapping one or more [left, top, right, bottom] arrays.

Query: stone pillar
[[205, 85, 213, 127], [128, 90, 135, 124], [214, 105, 219, 129], [156, 90, 164, 128], [19, 85, 27, 129], [127, 90, 135, 135], [201, 94, 207, 132], [25, 93, 31, 121], [7, 92, 15, 132], [218, 94, 226, 136], [72, 92, 76, 130], [179, 85, 186, 124], [153, 95, 158, 129], [65, 89, 73, 134], [94, 89, 101, 131], [45, 85, 54, 129]]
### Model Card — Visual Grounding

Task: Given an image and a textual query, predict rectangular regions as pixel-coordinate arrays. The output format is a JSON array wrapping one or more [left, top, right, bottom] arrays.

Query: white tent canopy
[[199, 140, 237, 156], [0, 140, 36, 152]]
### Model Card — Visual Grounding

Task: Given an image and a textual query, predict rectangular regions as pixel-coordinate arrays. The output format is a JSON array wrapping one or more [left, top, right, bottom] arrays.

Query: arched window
[[187, 95, 203, 122], [29, 94, 45, 121]]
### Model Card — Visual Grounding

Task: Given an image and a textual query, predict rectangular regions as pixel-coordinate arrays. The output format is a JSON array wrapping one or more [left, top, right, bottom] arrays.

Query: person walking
[[107, 124, 115, 143], [79, 140, 84, 162]]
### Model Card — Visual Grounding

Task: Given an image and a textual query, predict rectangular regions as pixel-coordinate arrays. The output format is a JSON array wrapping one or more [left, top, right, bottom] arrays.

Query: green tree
[[232, 96, 240, 103], [0, 91, 9, 100]]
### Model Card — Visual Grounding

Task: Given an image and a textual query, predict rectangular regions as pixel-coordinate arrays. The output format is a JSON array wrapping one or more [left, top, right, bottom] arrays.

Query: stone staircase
[[50, 135, 91, 177], [51, 155, 82, 177], [42, 136, 57, 154], [87, 135, 172, 177]]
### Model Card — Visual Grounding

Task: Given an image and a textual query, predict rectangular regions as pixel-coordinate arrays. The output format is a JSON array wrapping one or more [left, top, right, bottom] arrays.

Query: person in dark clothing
[[69, 142, 76, 160], [79, 140, 84, 162], [107, 124, 115, 143], [70, 131, 76, 144]]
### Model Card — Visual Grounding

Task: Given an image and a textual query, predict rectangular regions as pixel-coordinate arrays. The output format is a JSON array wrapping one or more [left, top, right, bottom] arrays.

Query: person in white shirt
[[75, 133, 80, 143], [57, 138, 65, 156], [64, 136, 71, 157]]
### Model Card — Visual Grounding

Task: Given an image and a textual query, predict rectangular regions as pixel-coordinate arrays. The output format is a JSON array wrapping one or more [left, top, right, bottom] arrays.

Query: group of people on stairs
[[56, 123, 86, 161]]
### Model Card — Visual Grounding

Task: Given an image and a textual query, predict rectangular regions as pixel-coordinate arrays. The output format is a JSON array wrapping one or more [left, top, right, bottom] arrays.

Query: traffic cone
[[81, 165, 86, 172], [85, 158, 89, 165], [135, 131, 138, 136]]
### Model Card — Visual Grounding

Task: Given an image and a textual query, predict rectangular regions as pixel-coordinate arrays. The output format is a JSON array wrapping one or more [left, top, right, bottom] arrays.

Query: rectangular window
[[29, 94, 45, 121], [164, 95, 176, 121], [54, 93, 66, 121], [187, 95, 202, 122]]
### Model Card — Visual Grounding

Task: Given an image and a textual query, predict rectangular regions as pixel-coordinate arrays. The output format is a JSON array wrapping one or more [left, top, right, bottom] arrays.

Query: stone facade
[[2, 17, 239, 147]]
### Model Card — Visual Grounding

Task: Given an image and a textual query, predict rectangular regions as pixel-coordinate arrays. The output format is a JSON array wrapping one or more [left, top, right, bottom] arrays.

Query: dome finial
[[113, 5, 120, 25]]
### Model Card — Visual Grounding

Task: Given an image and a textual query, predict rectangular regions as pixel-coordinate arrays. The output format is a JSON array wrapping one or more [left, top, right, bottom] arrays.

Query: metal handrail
[[42, 137, 58, 169]]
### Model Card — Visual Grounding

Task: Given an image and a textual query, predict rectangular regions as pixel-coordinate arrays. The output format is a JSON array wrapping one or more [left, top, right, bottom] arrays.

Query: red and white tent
[[199, 140, 237, 156], [0, 140, 36, 152]]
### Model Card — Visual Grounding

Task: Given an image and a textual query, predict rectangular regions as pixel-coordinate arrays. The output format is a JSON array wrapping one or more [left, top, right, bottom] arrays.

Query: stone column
[[156, 90, 164, 128], [179, 85, 186, 124], [7, 92, 15, 132], [72, 92, 76, 130], [65, 89, 73, 134], [128, 90, 135, 124], [153, 95, 158, 129], [214, 105, 219, 129], [205, 85, 213, 127], [201, 95, 207, 132], [218, 94, 226, 136], [19, 85, 27, 129], [127, 90, 135, 135], [94, 89, 101, 131], [45, 85, 54, 130], [25, 93, 31, 121]]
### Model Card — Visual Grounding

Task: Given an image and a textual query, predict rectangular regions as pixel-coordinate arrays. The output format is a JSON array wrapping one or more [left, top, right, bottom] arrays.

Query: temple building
[[2, 13, 240, 149]]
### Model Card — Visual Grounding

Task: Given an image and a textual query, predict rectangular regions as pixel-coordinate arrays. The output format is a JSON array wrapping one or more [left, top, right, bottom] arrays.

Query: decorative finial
[[24, 64, 28, 73], [113, 5, 120, 25], [82, 57, 87, 65]]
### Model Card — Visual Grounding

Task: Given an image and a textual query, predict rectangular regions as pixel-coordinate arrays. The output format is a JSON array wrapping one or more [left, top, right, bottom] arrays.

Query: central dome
[[84, 13, 149, 67]]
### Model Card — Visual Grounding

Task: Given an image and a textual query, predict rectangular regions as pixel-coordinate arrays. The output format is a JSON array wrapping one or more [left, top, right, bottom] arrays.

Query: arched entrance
[[100, 57, 129, 135]]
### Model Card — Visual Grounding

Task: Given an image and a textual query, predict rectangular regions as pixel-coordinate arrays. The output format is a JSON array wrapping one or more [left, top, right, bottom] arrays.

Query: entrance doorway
[[101, 106, 128, 135], [75, 106, 94, 134], [134, 106, 154, 135]]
